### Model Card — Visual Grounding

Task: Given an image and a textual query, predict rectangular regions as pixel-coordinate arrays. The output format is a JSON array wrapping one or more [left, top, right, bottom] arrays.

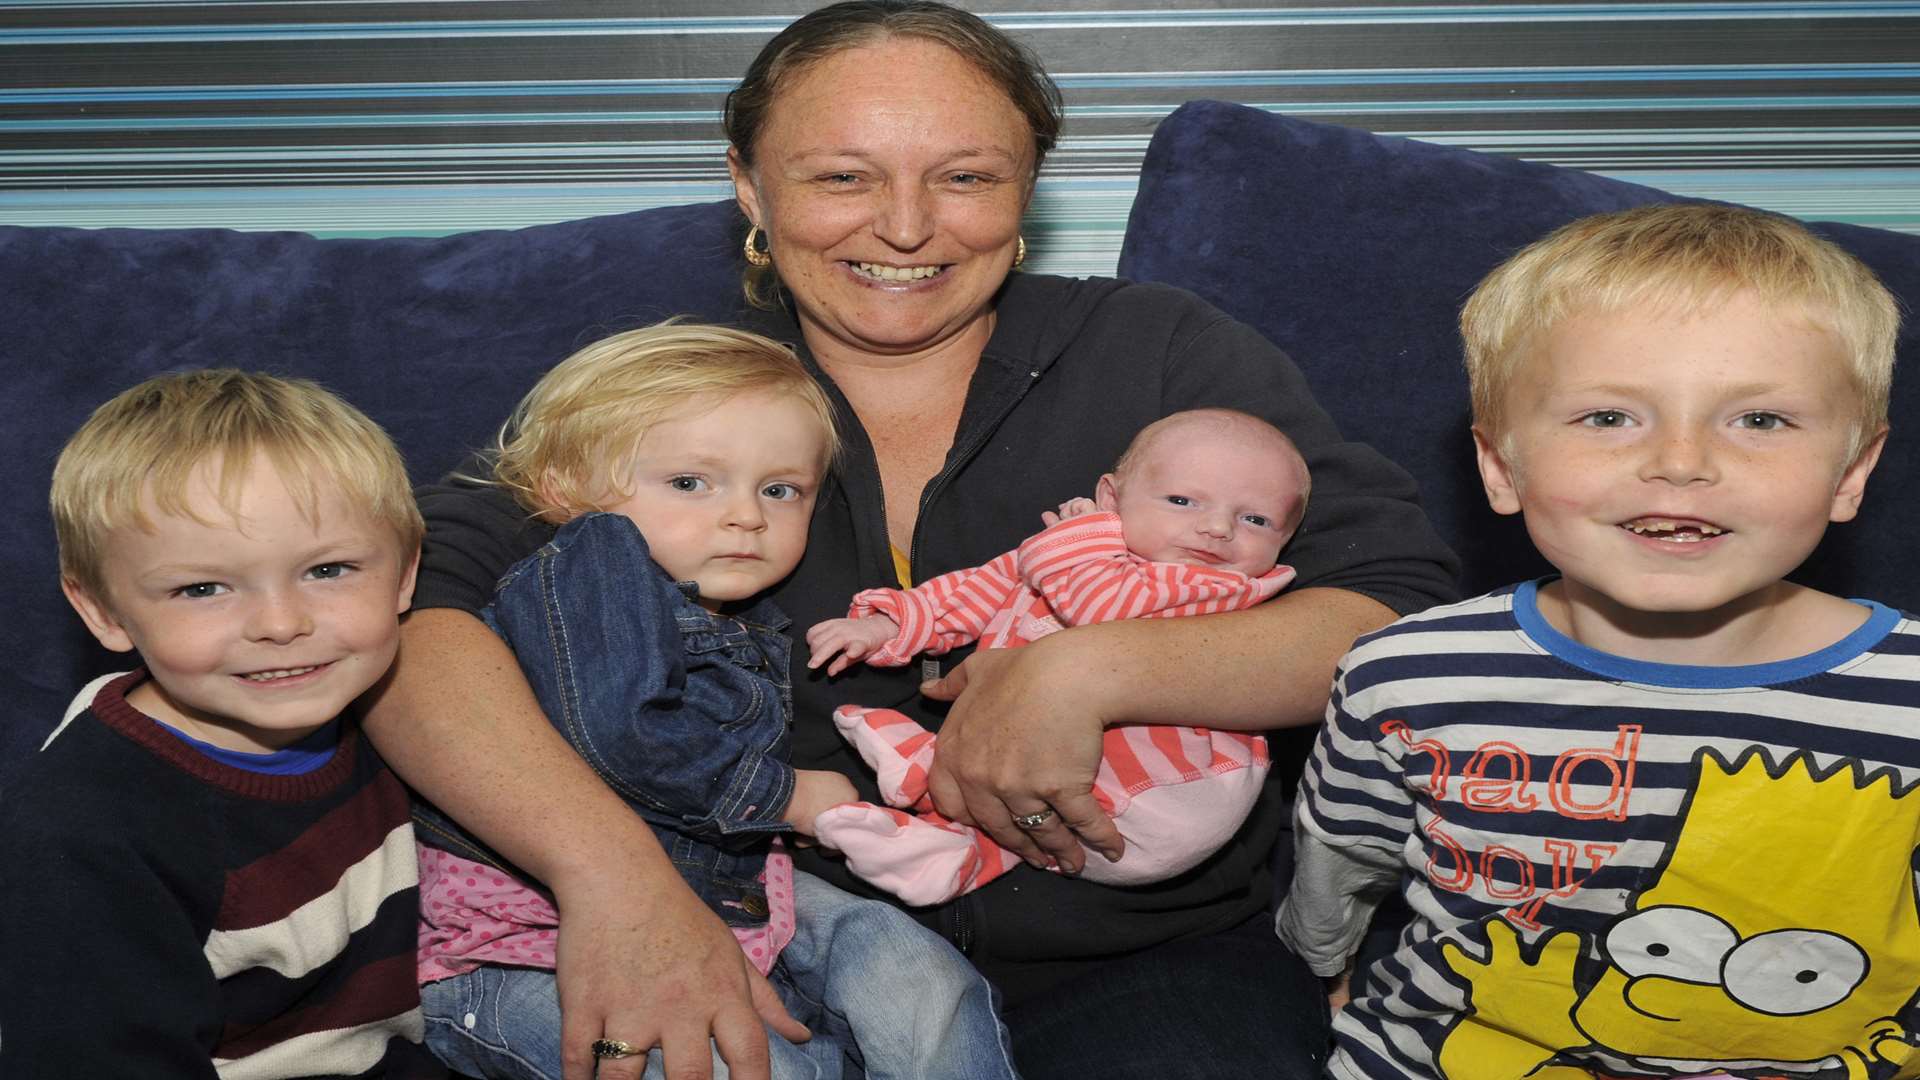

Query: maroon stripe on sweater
[[216, 768, 411, 930], [215, 951, 422, 1057]]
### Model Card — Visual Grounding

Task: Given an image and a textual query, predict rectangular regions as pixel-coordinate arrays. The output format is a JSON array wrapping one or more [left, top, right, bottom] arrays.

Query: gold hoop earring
[[1013, 235, 1026, 268], [743, 225, 772, 268]]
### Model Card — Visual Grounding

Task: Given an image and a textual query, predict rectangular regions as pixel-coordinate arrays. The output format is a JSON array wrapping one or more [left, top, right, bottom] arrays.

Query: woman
[[365, 3, 1457, 1078]]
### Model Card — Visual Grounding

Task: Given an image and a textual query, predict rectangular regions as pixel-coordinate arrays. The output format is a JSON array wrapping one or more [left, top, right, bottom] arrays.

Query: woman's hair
[[491, 322, 840, 521], [1461, 203, 1901, 453], [724, 1, 1064, 303], [52, 368, 423, 600]]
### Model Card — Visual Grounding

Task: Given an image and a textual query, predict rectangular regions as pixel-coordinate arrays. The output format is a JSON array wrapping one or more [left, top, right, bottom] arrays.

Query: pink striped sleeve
[[849, 552, 1023, 664], [1017, 512, 1299, 626]]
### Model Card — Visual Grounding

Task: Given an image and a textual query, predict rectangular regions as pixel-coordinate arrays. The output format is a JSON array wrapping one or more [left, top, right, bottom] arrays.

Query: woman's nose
[[872, 184, 935, 251]]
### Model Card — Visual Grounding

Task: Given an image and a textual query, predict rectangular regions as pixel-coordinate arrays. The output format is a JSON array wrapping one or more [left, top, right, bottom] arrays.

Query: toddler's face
[[1475, 290, 1880, 634], [602, 388, 829, 610], [1098, 424, 1308, 577], [64, 453, 417, 753]]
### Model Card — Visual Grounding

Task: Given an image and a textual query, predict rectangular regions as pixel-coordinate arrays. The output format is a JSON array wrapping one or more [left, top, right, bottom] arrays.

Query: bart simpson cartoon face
[[1574, 750, 1920, 1067]]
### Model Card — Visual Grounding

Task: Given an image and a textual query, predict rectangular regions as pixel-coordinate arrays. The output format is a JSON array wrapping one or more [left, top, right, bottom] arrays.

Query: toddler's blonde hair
[[52, 368, 423, 601], [492, 322, 839, 520]]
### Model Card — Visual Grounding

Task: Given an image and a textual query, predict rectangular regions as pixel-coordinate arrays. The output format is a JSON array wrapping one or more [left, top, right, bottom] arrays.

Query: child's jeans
[[420, 870, 1020, 1080]]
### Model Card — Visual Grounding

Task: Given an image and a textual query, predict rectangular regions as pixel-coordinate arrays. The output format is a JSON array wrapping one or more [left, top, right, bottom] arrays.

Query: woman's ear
[[1473, 426, 1523, 516], [728, 147, 764, 227], [62, 579, 135, 654], [1095, 473, 1121, 512]]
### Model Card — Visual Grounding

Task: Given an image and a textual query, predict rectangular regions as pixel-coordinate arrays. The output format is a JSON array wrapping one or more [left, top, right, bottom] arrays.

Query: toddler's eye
[[306, 562, 355, 581], [1736, 412, 1786, 431], [668, 476, 709, 493], [1242, 514, 1272, 528], [1165, 495, 1191, 507], [762, 482, 803, 501], [1580, 410, 1632, 429], [176, 582, 229, 599]]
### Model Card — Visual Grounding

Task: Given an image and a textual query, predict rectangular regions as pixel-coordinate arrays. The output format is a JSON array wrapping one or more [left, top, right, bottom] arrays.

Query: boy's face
[[1095, 423, 1308, 577], [63, 453, 418, 753], [601, 388, 829, 610], [1475, 291, 1882, 635]]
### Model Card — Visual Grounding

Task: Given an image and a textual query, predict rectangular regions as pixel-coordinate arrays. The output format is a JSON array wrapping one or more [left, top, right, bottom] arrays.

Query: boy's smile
[[64, 453, 417, 753], [1475, 290, 1884, 663]]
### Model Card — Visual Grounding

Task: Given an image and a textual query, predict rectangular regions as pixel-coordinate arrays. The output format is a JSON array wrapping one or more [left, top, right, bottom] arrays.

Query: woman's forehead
[[764, 37, 1030, 150]]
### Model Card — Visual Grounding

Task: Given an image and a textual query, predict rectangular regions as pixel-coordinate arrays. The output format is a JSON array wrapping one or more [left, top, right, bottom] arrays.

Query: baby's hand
[[1039, 496, 1100, 527], [805, 616, 901, 676], [784, 769, 859, 837]]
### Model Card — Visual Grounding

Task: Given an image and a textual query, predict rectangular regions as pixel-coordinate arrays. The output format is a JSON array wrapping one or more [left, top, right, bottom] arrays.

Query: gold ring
[[591, 1038, 642, 1060]]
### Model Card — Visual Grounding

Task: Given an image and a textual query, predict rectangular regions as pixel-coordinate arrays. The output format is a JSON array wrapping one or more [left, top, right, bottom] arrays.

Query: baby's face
[[1100, 425, 1308, 577]]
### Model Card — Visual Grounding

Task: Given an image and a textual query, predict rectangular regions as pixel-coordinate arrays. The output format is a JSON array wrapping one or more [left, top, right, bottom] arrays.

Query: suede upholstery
[[4, 104, 1916, 789], [1120, 100, 1919, 611]]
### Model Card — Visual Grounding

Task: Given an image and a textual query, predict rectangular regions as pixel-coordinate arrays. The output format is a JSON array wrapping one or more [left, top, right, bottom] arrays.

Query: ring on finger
[[1012, 808, 1056, 830], [591, 1038, 642, 1060]]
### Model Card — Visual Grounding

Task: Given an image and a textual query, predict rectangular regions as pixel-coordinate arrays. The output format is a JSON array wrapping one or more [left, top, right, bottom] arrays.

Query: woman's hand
[[553, 860, 811, 1080], [918, 630, 1127, 873]]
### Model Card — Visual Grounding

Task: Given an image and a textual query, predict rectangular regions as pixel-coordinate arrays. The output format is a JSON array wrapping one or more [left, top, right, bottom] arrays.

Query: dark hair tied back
[[724, 1, 1063, 174]]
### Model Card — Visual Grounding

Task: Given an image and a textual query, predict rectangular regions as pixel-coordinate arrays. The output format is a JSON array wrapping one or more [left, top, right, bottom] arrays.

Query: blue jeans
[[422, 870, 1019, 1080]]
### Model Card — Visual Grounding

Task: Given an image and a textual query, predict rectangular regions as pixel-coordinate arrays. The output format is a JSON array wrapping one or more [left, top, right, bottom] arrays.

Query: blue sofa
[[4, 101, 1917, 788]]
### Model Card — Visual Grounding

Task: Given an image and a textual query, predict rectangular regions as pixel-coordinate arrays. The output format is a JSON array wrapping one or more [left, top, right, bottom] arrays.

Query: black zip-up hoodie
[[412, 273, 1459, 1006]]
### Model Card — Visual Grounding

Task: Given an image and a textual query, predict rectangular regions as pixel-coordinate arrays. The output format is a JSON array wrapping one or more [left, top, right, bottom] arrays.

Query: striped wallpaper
[[2, 2, 1917, 277]]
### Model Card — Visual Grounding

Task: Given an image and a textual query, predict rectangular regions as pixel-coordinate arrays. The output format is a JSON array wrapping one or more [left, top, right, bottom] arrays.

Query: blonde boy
[[1280, 205, 1920, 1079], [1, 370, 437, 1077]]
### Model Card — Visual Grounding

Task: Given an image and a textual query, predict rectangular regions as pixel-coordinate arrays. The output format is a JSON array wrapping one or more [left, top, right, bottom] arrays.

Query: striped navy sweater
[[0, 670, 443, 1079]]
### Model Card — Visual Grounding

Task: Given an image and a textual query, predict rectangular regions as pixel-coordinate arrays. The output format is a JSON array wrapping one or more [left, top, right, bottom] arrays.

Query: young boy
[[410, 324, 1017, 1080], [0, 370, 440, 1077], [1279, 204, 1920, 1080], [806, 408, 1310, 905]]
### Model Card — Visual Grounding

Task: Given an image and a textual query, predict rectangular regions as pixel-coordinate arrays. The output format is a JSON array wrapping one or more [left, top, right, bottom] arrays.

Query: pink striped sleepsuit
[[813, 511, 1295, 905]]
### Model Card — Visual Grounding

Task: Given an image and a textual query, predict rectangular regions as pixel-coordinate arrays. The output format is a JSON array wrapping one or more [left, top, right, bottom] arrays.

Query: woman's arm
[[362, 608, 804, 1080], [921, 586, 1394, 871]]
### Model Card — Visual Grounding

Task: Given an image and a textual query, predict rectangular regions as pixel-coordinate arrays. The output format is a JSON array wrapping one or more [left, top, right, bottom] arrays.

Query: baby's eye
[[762, 482, 803, 501], [1579, 410, 1633, 429], [1242, 514, 1273, 528], [668, 475, 709, 493], [306, 562, 356, 581], [175, 582, 229, 600], [1164, 495, 1192, 507], [1735, 411, 1787, 431]]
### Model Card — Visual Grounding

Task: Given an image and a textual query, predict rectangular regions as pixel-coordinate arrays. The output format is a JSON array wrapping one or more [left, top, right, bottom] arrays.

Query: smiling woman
[[360, 3, 1460, 1079]]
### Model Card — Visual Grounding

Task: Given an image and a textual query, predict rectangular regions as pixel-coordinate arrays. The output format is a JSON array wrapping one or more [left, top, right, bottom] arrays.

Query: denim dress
[[413, 511, 796, 924]]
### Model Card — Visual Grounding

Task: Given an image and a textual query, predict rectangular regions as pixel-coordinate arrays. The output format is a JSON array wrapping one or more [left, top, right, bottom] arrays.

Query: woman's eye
[[1580, 410, 1632, 429], [176, 582, 228, 599], [306, 562, 354, 581], [1737, 411, 1786, 431], [668, 476, 708, 493], [1165, 495, 1191, 507], [762, 482, 803, 501]]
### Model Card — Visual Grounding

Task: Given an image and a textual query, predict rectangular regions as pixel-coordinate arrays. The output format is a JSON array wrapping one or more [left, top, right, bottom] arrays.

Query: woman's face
[[730, 37, 1035, 362]]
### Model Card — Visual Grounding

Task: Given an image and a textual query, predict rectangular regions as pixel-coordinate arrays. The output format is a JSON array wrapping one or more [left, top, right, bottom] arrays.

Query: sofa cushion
[[1, 199, 748, 781], [1119, 101, 1920, 613]]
